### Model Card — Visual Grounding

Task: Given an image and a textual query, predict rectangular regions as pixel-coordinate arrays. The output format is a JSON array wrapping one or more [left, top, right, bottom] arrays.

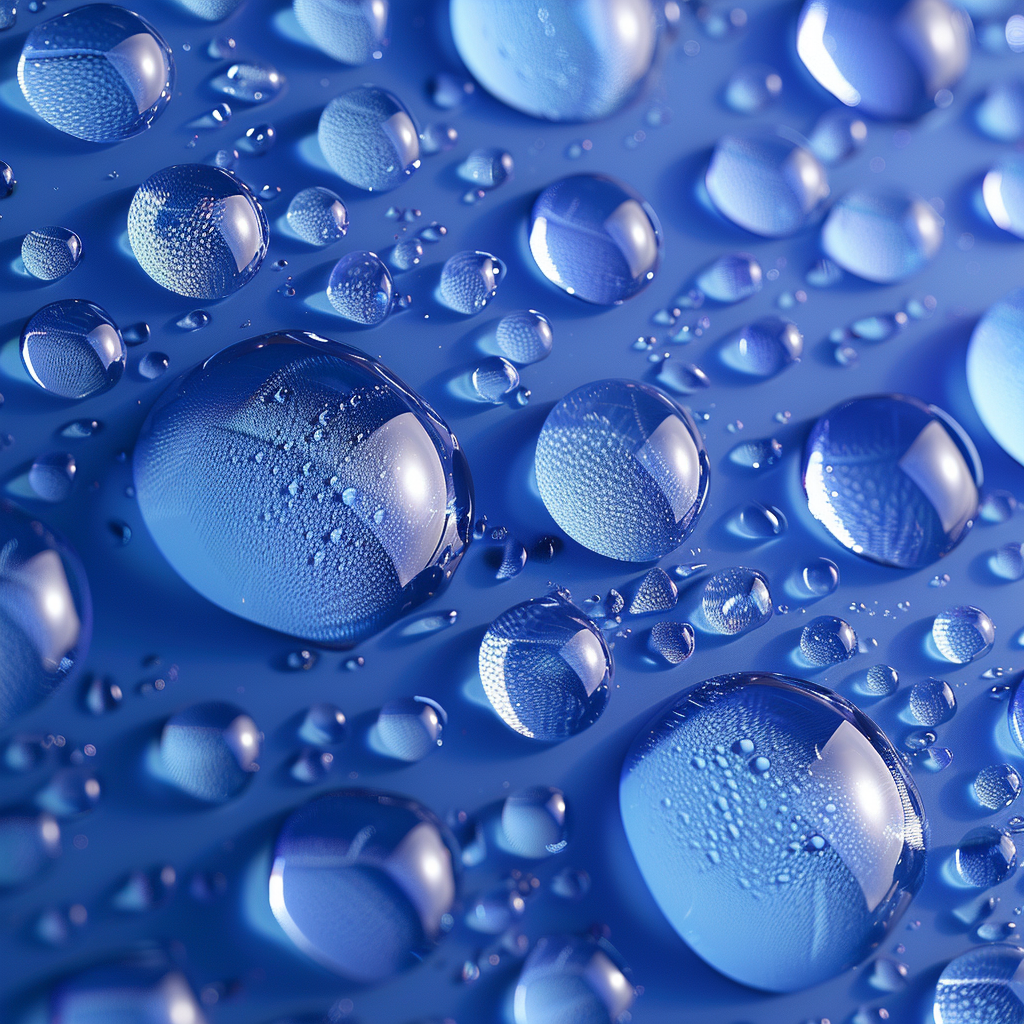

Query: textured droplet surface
[[21, 227, 82, 281], [502, 786, 568, 857], [701, 567, 772, 635], [862, 664, 899, 697], [286, 186, 348, 246], [647, 621, 695, 664], [934, 944, 1024, 1024], [327, 251, 394, 325], [954, 827, 1016, 888], [909, 678, 956, 726], [374, 696, 446, 762], [974, 764, 1022, 810], [299, 702, 346, 746], [133, 331, 473, 646], [293, 0, 388, 64], [800, 615, 857, 666], [471, 357, 518, 403], [439, 250, 506, 315], [724, 316, 803, 376], [932, 606, 996, 664], [695, 253, 762, 304], [802, 395, 981, 568], [496, 310, 553, 364], [29, 453, 76, 503], [535, 380, 709, 561]]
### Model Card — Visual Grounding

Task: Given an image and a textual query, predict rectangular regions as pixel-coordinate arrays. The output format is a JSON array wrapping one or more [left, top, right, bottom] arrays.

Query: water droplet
[[28, 453, 76, 503], [629, 567, 678, 616], [551, 867, 590, 900], [37, 766, 101, 817], [704, 133, 829, 238], [801, 557, 840, 597], [389, 238, 423, 271], [722, 315, 804, 377], [724, 64, 782, 113], [318, 85, 419, 192], [236, 121, 276, 155], [18, 4, 174, 141], [0, 812, 60, 887], [60, 419, 102, 439], [821, 192, 944, 284], [211, 60, 284, 103], [647, 620, 695, 664], [656, 360, 710, 395], [128, 164, 269, 298], [909, 678, 957, 726], [496, 310, 553, 365], [974, 764, 1022, 810], [479, 593, 611, 742], [458, 148, 514, 189], [620, 671, 926, 991], [729, 438, 784, 471], [83, 674, 122, 714], [327, 251, 394, 325], [935, 944, 1024, 1023], [299, 702, 346, 747], [861, 664, 899, 698], [806, 257, 844, 288], [991, 543, 1024, 581], [808, 109, 867, 165], [702, 567, 772, 635], [869, 957, 908, 992], [138, 352, 169, 380], [0, 4, 15, 31], [803, 395, 981, 568], [286, 186, 349, 246], [374, 696, 446, 762], [471, 357, 519, 403], [134, 331, 472, 645], [21, 227, 82, 281], [21, 300, 126, 399], [735, 501, 787, 538], [933, 606, 996, 664], [800, 615, 857, 667], [502, 786, 568, 857], [694, 252, 762, 304], [439, 250, 506, 315], [293, 0, 388, 64], [529, 174, 662, 305], [419, 121, 458, 154], [955, 826, 1017, 888], [0, 160, 14, 196], [176, 309, 211, 332]]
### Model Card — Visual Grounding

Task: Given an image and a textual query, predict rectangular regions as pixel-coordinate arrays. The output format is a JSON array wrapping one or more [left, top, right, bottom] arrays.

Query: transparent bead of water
[[496, 310, 553, 364], [428, 72, 471, 109], [656, 360, 710, 395], [293, 0, 388, 64], [981, 491, 1018, 523], [318, 85, 420, 192], [694, 253, 762, 304], [933, 606, 996, 664], [84, 675, 122, 714], [128, 164, 269, 299], [465, 884, 525, 934], [236, 122, 276, 155], [458, 148, 513, 189], [286, 186, 348, 246], [735, 501, 787, 538], [299, 702, 346, 746], [850, 314, 904, 342], [374, 696, 446, 762], [211, 60, 284, 103], [0, 159, 14, 196], [450, 0, 657, 121], [795, 0, 971, 120], [934, 944, 1024, 1024], [501, 786, 568, 857], [175, 0, 244, 18], [479, 593, 611, 742], [620, 671, 927, 991], [29, 453, 76, 502], [138, 352, 169, 380], [803, 394, 981, 568], [821, 191, 944, 284], [955, 827, 1017, 888], [702, 567, 772, 635], [974, 764, 1022, 811], [513, 934, 634, 1024], [861, 664, 899, 698], [390, 238, 423, 270], [420, 121, 459, 154], [327, 251, 394, 325], [0, 3, 15, 30], [536, 379, 709, 561], [729, 438, 784, 472], [991, 543, 1024, 581], [18, 4, 174, 142], [647, 620, 695, 665], [176, 309, 210, 332], [529, 173, 662, 305], [724, 64, 782, 113], [437, 250, 505, 315], [977, 80, 1024, 142], [801, 557, 840, 597], [134, 331, 472, 646], [704, 133, 829, 238], [968, 289, 1024, 465], [270, 789, 457, 980], [725, 316, 803, 376], [808, 109, 867, 165], [0, 812, 60, 888], [471, 357, 519, 403], [21, 300, 126, 400], [37, 766, 101, 817], [60, 419, 102, 439], [909, 678, 957, 726], [628, 567, 677, 616], [21, 227, 82, 281], [983, 157, 1024, 238], [800, 615, 857, 666]]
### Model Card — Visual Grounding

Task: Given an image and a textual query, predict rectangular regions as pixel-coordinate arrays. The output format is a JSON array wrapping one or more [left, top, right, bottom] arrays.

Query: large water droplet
[[800, 615, 857, 666], [620, 671, 927, 991], [529, 174, 662, 305], [496, 310, 553, 364], [803, 394, 981, 568], [18, 4, 174, 142], [955, 826, 1016, 888], [293, 0, 388, 64], [21, 227, 82, 281], [701, 567, 772, 634], [501, 786, 568, 857], [0, 811, 60, 888], [934, 944, 1024, 1024], [374, 696, 446, 761], [479, 593, 611, 741], [439, 250, 506, 314], [535, 380, 709, 561], [133, 331, 472, 646], [327, 251, 394, 325], [932, 606, 996, 664]]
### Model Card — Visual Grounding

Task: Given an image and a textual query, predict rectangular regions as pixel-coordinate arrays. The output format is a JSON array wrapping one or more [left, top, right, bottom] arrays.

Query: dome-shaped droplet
[[974, 764, 1022, 811], [724, 64, 782, 114], [496, 310, 553, 364], [211, 60, 285, 104], [128, 164, 269, 299], [801, 557, 840, 597], [620, 671, 927, 991], [934, 944, 1024, 1024], [909, 677, 956, 725], [37, 766, 101, 817], [695, 253, 762, 304], [704, 134, 829, 238], [18, 4, 174, 142], [982, 157, 1024, 238], [977, 80, 1024, 142], [821, 191, 943, 284], [656, 360, 710, 396], [800, 615, 857, 666], [991, 542, 1024, 581], [955, 826, 1016, 888], [174, 0, 243, 19], [327, 251, 394, 325], [471, 357, 519, 403], [723, 316, 803, 376], [0, 160, 14, 197], [439, 250, 506, 314], [269, 789, 458, 981], [374, 696, 446, 762], [808, 109, 868, 165], [479, 593, 611, 742], [529, 174, 662, 305], [299, 702, 346, 746], [458, 148, 513, 189], [932, 606, 995, 664], [0, 812, 60, 888], [29, 453, 76, 503], [318, 85, 419, 192], [802, 394, 981, 568], [501, 786, 568, 857], [293, 0, 388, 64], [133, 332, 473, 646], [795, 0, 971, 120], [21, 227, 82, 281], [535, 379, 709, 561], [449, 0, 657, 122], [862, 664, 899, 697], [648, 620, 696, 664], [701, 567, 772, 635]]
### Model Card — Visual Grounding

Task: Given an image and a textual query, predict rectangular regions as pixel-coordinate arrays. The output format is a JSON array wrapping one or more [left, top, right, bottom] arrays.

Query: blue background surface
[[1, 1, 1024, 1022]]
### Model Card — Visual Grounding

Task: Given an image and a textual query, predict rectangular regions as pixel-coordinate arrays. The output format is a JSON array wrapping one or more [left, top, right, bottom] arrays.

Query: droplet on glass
[[286, 186, 349, 246], [501, 786, 568, 857], [800, 615, 857, 666], [28, 453, 76, 503], [439, 251, 506, 315], [21, 227, 82, 281], [327, 251, 394, 325], [701, 567, 772, 635], [932, 606, 996, 664], [373, 696, 446, 762]]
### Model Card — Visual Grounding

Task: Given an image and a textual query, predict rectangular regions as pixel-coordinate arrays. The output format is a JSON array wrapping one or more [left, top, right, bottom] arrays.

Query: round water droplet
[[821, 191, 943, 284], [808, 109, 867, 165], [449, 0, 657, 121], [299, 702, 346, 746], [909, 678, 956, 726], [502, 786, 567, 857], [724, 316, 803, 376], [18, 4, 174, 142], [704, 134, 829, 238], [318, 85, 419, 192], [800, 615, 857, 666], [974, 764, 1022, 810], [270, 789, 458, 980], [293, 0, 388, 64], [935, 944, 1024, 1024], [0, 812, 60, 888], [803, 395, 981, 568], [479, 593, 611, 742], [724, 64, 782, 113], [211, 60, 284, 103], [620, 671, 927, 991], [327, 251, 394, 325], [982, 157, 1024, 238], [439, 250, 506, 314], [21, 300, 125, 400], [735, 501, 787, 538], [390, 238, 423, 271], [795, 0, 971, 120], [862, 664, 899, 697], [801, 556, 840, 597], [991, 542, 1024, 581], [529, 174, 662, 305], [138, 352, 169, 380], [37, 766, 101, 816], [21, 227, 82, 281], [128, 164, 269, 299], [701, 567, 772, 635], [496, 310, 553, 365], [458, 148, 513, 189], [0, 160, 14, 197], [134, 331, 472, 646], [29, 453, 76, 503], [932, 606, 996, 664], [955, 826, 1016, 888], [286, 186, 348, 246], [535, 379, 709, 561], [977, 80, 1024, 142], [647, 620, 695, 664], [236, 121, 276, 155], [471, 357, 519, 403], [374, 696, 446, 762], [695, 253, 762, 304]]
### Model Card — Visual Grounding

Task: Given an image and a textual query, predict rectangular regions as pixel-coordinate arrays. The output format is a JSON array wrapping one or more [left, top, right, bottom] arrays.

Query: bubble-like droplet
[[803, 395, 981, 568], [795, 0, 971, 120], [808, 109, 867, 165], [439, 250, 506, 315], [991, 543, 1024, 582], [628, 567, 677, 616], [128, 164, 269, 299], [138, 352, 169, 380], [293, 0, 388, 64], [647, 620, 695, 665], [934, 944, 1024, 1024], [211, 60, 284, 104], [299, 702, 346, 746], [61, 419, 102, 439], [390, 238, 423, 271], [496, 310, 553, 365], [735, 501, 787, 538], [29, 453, 76, 503], [374, 696, 446, 762], [724, 316, 803, 376], [449, 0, 657, 121], [861, 664, 899, 698], [955, 826, 1016, 888], [695, 253, 763, 304], [704, 134, 829, 238], [37, 766, 101, 817], [535, 380, 709, 561], [0, 160, 14, 196], [176, 309, 211, 332], [0, 5, 14, 31], [656, 361, 710, 396], [236, 121, 276, 155], [974, 764, 1022, 811], [18, 4, 174, 142], [932, 606, 996, 664], [529, 174, 662, 305], [801, 557, 840, 597], [458, 148, 513, 189], [479, 593, 611, 742], [270, 789, 457, 980], [982, 157, 1024, 238], [134, 332, 472, 646], [800, 615, 857, 666], [318, 85, 419, 192], [21, 300, 125, 400], [701, 567, 772, 635], [909, 678, 956, 726], [620, 671, 926, 991], [21, 227, 82, 281], [471, 357, 519, 403], [821, 191, 943, 284], [967, 288, 1024, 466], [0, 812, 60, 888], [501, 786, 568, 857], [724, 64, 782, 113], [286, 186, 348, 247], [327, 251, 394, 325]]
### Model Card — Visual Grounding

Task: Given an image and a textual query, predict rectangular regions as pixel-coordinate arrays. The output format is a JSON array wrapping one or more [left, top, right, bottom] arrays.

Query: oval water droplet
[[955, 826, 1016, 888], [801, 557, 840, 597], [694, 253, 762, 304], [286, 186, 349, 246], [909, 678, 957, 725], [0, 812, 60, 888], [458, 148, 513, 189], [327, 251, 394, 325], [21, 227, 82, 281], [808, 109, 867, 165], [862, 664, 899, 697], [138, 352, 169, 380], [974, 764, 1022, 810], [211, 60, 284, 103], [293, 0, 388, 64], [724, 64, 782, 113], [299, 702, 346, 746], [647, 620, 695, 665], [496, 310, 553, 364], [935, 944, 1024, 1024], [471, 357, 519, 403], [724, 316, 803, 376], [374, 696, 446, 762]]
